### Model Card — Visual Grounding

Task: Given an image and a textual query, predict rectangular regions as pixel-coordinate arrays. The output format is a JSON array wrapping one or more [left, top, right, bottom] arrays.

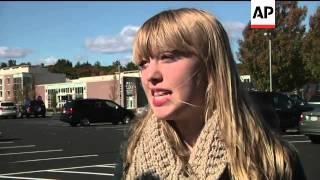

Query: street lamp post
[[118, 63, 121, 106], [264, 32, 272, 92]]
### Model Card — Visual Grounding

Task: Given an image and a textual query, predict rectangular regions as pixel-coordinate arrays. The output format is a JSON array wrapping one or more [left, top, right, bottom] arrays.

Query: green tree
[[48, 59, 77, 79], [302, 6, 320, 82], [125, 62, 139, 71], [1, 62, 7, 68], [238, 1, 307, 91], [48, 59, 72, 73], [8, 59, 16, 67], [74, 61, 81, 68], [94, 61, 101, 68]]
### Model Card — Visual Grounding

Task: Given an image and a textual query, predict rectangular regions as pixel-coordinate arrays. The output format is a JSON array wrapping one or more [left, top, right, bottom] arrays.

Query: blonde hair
[[123, 8, 296, 180]]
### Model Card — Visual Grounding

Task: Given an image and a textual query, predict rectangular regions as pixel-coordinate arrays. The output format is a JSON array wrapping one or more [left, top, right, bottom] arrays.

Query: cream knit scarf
[[125, 112, 228, 180]]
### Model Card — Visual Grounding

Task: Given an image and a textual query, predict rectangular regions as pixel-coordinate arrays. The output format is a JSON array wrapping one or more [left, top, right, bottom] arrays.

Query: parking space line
[[0, 145, 36, 149], [47, 170, 113, 176], [95, 165, 116, 168], [0, 149, 63, 156], [12, 154, 99, 163], [0, 175, 56, 180], [0, 163, 115, 176], [0, 141, 14, 144], [48, 163, 116, 171], [282, 135, 305, 137], [290, 140, 311, 143]]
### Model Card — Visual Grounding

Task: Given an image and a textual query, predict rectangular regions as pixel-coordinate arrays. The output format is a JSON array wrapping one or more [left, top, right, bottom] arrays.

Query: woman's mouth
[[151, 89, 172, 107]]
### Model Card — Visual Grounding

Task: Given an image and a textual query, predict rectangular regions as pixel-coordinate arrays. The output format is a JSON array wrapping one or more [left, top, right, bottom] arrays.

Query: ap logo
[[251, 0, 275, 29]]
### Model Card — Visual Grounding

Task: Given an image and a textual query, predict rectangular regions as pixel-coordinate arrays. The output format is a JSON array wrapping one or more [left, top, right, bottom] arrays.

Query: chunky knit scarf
[[125, 112, 228, 179]]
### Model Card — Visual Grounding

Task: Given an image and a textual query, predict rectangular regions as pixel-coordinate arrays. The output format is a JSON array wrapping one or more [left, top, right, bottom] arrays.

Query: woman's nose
[[145, 60, 163, 85]]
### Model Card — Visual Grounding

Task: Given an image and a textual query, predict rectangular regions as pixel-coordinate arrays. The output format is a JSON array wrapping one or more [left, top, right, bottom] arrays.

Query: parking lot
[[0, 116, 319, 180]]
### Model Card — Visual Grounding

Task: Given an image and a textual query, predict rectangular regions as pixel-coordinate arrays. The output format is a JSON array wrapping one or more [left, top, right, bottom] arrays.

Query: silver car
[[0, 101, 17, 118], [300, 95, 320, 143]]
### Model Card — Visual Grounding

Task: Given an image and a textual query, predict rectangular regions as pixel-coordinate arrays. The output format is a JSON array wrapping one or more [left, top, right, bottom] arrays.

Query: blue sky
[[0, 1, 319, 66]]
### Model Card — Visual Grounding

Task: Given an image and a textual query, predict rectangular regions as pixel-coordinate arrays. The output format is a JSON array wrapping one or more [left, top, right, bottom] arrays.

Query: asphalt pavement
[[0, 116, 319, 180]]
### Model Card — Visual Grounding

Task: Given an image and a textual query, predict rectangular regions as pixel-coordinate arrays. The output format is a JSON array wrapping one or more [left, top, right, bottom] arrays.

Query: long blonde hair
[[123, 8, 296, 180]]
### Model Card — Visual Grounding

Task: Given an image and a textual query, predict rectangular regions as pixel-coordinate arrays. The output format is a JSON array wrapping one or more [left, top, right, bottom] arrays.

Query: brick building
[[0, 65, 66, 103]]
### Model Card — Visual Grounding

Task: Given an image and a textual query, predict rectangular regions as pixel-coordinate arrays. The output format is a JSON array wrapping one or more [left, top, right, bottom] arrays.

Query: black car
[[60, 98, 135, 126], [248, 91, 311, 132], [17, 100, 46, 118]]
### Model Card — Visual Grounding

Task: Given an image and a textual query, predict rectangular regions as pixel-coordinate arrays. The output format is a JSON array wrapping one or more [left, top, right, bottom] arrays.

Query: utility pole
[[118, 63, 121, 106], [264, 32, 272, 92]]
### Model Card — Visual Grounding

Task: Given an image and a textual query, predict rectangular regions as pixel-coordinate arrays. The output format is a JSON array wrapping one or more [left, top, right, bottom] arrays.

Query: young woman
[[115, 8, 306, 180]]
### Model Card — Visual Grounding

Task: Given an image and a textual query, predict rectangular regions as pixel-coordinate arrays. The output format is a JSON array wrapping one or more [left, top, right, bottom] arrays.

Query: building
[[240, 75, 254, 90], [36, 70, 147, 110], [0, 65, 66, 102]]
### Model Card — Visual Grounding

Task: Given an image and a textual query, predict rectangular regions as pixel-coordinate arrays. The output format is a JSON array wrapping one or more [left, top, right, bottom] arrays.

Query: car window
[[275, 94, 292, 109], [104, 101, 118, 108], [64, 102, 74, 108], [272, 96, 279, 108], [309, 95, 320, 102], [0, 102, 15, 106], [81, 101, 94, 108], [95, 101, 105, 108]]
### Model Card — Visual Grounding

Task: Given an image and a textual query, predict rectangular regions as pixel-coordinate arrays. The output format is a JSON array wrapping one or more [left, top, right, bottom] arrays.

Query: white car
[[0, 101, 17, 119]]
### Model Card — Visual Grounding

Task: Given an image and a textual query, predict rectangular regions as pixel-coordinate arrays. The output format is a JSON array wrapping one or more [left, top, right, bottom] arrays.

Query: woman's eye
[[138, 60, 149, 70], [160, 53, 175, 61]]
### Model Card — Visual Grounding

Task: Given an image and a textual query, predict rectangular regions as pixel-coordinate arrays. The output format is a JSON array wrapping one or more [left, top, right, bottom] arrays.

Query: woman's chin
[[152, 109, 175, 120]]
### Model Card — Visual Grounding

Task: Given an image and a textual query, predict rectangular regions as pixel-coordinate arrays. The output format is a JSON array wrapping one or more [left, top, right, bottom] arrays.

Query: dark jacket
[[112, 149, 307, 180]]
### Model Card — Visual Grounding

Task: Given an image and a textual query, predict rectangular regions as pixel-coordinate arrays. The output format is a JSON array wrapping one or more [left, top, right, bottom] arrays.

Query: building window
[[0, 91, 2, 97], [7, 78, 10, 84], [7, 91, 10, 97]]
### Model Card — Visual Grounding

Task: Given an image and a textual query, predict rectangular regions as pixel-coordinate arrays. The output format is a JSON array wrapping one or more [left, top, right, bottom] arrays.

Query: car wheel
[[42, 113, 46, 118], [309, 135, 320, 144], [122, 116, 130, 124], [80, 118, 90, 126]]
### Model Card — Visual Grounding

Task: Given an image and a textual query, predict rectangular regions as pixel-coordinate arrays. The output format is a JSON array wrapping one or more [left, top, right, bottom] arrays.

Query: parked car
[[248, 91, 280, 131], [0, 101, 17, 119], [248, 91, 311, 132], [289, 94, 307, 106], [60, 98, 135, 127], [17, 99, 46, 118], [300, 95, 320, 143]]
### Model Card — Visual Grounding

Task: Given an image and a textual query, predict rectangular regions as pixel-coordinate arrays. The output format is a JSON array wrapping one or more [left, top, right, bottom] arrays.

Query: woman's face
[[139, 50, 206, 121]]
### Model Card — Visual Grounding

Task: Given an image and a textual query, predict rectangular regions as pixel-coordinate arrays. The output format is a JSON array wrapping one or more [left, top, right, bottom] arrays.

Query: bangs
[[132, 10, 198, 65]]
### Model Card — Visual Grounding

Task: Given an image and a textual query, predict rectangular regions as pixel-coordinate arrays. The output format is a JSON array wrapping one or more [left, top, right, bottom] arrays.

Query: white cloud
[[223, 21, 246, 40], [85, 25, 140, 54], [119, 54, 133, 65], [0, 46, 32, 58], [38, 56, 58, 66]]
